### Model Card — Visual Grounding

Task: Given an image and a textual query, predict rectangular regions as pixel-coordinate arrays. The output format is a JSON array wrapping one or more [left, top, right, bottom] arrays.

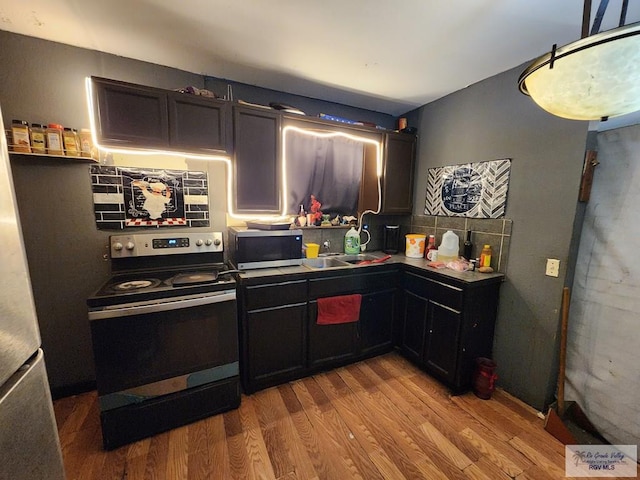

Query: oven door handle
[[89, 291, 236, 320]]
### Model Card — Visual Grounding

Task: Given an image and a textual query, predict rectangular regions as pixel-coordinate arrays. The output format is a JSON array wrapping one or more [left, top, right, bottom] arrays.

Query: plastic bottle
[[78, 129, 95, 158], [437, 230, 459, 263], [425, 234, 437, 259], [30, 123, 46, 154], [480, 244, 493, 268], [463, 230, 473, 260], [63, 128, 80, 156], [46, 124, 64, 155], [344, 226, 360, 254], [297, 204, 307, 227], [11, 120, 31, 153]]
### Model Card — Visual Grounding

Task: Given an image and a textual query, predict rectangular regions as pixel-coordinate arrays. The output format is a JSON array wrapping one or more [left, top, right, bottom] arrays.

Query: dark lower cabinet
[[239, 265, 500, 395], [240, 279, 307, 394], [239, 268, 398, 393], [246, 303, 307, 393], [401, 290, 428, 364], [401, 269, 501, 393], [423, 301, 461, 384], [308, 300, 358, 369], [307, 270, 398, 372], [359, 289, 396, 357]]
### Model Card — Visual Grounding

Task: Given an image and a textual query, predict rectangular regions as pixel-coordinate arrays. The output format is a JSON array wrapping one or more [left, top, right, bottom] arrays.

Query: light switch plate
[[546, 258, 560, 277]]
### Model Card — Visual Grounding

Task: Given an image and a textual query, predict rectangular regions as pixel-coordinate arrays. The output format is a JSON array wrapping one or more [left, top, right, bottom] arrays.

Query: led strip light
[[86, 78, 383, 226]]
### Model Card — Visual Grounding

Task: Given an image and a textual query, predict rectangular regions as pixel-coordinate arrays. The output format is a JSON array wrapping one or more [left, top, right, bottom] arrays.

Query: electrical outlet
[[545, 258, 560, 277]]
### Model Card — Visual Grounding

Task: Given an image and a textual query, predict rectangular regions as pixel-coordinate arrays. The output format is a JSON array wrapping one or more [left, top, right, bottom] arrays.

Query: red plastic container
[[473, 357, 497, 399]]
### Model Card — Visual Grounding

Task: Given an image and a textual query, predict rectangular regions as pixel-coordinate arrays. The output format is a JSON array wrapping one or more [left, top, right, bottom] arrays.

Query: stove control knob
[[205, 238, 213, 246], [213, 238, 221, 246], [195, 239, 204, 246], [125, 242, 135, 251], [113, 242, 123, 251]]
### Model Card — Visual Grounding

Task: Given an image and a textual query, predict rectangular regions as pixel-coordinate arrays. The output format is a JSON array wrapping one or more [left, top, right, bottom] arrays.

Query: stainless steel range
[[87, 231, 240, 450]]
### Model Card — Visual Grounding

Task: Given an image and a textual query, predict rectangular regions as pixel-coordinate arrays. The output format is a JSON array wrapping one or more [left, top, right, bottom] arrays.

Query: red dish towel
[[316, 294, 362, 325]]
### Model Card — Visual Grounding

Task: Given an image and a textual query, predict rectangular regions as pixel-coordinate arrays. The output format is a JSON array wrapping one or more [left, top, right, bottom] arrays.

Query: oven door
[[89, 290, 238, 411]]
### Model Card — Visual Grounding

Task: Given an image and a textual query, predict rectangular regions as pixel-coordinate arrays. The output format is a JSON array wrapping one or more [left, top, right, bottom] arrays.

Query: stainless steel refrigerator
[[0, 108, 66, 479]]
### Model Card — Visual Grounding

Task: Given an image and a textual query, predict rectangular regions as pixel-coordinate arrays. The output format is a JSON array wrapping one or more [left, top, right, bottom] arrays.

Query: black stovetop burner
[[88, 264, 236, 309], [111, 278, 163, 292]]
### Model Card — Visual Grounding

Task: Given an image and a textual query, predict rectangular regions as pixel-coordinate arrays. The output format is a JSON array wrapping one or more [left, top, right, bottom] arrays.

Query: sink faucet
[[322, 240, 331, 254]]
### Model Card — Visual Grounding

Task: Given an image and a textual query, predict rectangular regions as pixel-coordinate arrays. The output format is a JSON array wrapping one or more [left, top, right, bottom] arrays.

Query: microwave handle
[[89, 291, 236, 320]]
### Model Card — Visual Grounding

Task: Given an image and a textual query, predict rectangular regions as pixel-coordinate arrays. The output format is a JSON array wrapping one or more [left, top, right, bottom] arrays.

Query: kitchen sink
[[303, 254, 390, 269], [302, 257, 350, 269], [331, 254, 381, 264]]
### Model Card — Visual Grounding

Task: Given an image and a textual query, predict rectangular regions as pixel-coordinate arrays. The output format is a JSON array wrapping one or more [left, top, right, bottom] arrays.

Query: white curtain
[[565, 124, 640, 445]]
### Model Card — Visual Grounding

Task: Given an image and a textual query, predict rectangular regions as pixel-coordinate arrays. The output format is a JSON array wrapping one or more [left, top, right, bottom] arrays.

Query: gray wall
[[409, 65, 590, 409], [0, 30, 395, 395]]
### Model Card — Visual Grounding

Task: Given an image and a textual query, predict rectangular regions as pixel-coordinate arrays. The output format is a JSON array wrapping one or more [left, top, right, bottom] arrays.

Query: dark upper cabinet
[[93, 77, 169, 148], [91, 77, 229, 154], [167, 91, 229, 152], [358, 131, 416, 215], [233, 106, 281, 214], [381, 132, 416, 214]]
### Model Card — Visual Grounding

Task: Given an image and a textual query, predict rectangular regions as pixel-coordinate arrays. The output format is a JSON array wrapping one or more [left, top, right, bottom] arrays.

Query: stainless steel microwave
[[228, 227, 303, 270]]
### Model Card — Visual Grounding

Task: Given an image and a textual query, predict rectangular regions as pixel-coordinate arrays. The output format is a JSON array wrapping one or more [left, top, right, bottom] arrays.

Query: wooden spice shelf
[[9, 151, 98, 164]]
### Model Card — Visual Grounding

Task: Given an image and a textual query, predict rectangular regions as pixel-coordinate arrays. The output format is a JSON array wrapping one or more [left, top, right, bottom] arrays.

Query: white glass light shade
[[519, 22, 640, 121]]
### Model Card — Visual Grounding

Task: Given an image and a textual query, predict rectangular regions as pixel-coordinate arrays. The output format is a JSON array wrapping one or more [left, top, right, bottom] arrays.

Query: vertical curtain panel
[[285, 133, 364, 215]]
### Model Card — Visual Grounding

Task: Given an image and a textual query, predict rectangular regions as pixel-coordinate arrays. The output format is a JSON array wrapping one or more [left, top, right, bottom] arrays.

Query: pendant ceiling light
[[519, 0, 640, 121]]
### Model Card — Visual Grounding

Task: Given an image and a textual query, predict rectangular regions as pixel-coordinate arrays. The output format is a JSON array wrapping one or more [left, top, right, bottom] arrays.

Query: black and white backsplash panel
[[425, 158, 511, 219], [90, 165, 210, 230]]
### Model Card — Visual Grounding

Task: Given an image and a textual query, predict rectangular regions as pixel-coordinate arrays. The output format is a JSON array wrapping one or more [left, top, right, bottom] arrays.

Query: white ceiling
[[1, 0, 639, 122]]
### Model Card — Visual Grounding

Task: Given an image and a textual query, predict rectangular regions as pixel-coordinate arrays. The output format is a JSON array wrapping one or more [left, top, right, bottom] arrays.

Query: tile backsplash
[[360, 214, 512, 274]]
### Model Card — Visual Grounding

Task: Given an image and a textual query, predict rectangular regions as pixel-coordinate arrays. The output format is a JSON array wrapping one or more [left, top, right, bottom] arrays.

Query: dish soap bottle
[[344, 227, 360, 254]]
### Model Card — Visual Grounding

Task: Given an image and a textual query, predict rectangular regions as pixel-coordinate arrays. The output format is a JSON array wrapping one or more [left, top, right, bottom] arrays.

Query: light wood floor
[[54, 352, 589, 479]]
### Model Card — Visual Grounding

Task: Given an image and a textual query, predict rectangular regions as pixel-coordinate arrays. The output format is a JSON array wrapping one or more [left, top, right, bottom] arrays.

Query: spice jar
[[63, 128, 80, 156], [30, 123, 46, 154], [11, 120, 31, 153], [78, 129, 94, 158], [45, 124, 64, 155]]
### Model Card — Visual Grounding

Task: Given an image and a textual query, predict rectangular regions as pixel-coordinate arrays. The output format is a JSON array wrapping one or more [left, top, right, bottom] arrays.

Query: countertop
[[235, 252, 504, 284]]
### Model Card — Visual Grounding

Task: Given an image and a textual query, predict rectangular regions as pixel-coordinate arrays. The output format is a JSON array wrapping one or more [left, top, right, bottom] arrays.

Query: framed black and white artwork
[[424, 158, 511, 218], [90, 165, 210, 229]]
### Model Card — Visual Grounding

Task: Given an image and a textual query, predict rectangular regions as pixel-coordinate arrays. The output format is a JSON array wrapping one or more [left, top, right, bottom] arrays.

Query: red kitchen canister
[[472, 357, 497, 400]]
